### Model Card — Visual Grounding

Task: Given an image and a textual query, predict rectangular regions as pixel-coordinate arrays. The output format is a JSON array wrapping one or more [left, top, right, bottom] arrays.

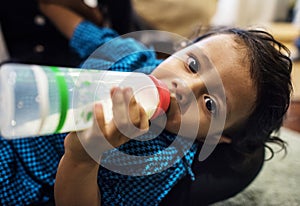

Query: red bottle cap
[[148, 75, 170, 119]]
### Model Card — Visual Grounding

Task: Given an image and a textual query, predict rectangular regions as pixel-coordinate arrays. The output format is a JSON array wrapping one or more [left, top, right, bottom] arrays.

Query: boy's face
[[151, 34, 256, 142]]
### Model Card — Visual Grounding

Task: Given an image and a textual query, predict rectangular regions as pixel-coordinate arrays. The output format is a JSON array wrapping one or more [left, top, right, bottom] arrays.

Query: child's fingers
[[106, 87, 132, 146], [124, 88, 149, 132], [93, 102, 106, 136], [109, 87, 149, 140], [138, 106, 149, 132], [124, 87, 142, 127], [111, 87, 130, 130], [124, 87, 149, 131], [93, 99, 129, 148]]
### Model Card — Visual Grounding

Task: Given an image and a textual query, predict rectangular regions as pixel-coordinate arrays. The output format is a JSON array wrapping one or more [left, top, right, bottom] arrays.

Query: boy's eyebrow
[[199, 51, 211, 70], [192, 47, 213, 71]]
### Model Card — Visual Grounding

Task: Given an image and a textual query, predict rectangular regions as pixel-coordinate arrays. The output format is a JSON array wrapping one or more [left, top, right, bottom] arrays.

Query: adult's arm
[[39, 3, 118, 59], [39, 3, 84, 39]]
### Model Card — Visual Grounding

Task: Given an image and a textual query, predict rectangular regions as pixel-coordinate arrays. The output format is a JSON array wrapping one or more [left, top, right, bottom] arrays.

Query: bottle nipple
[[148, 75, 170, 119]]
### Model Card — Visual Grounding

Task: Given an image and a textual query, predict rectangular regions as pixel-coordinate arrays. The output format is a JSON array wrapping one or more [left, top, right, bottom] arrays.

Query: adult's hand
[[38, 0, 103, 26]]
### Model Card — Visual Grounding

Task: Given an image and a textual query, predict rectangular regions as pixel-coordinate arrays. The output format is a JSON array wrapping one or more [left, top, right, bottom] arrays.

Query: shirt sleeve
[[70, 21, 118, 59], [70, 21, 162, 74]]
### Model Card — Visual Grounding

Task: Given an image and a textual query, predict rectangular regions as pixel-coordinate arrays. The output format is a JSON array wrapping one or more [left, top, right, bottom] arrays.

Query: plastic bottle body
[[0, 63, 170, 139]]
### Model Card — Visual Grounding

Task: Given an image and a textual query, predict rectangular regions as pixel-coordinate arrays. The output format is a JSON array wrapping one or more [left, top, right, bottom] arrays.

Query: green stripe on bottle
[[49, 66, 69, 133]]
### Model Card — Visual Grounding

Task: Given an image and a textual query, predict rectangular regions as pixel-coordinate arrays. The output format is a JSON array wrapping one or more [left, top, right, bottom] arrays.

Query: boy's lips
[[166, 92, 200, 138], [168, 93, 179, 115]]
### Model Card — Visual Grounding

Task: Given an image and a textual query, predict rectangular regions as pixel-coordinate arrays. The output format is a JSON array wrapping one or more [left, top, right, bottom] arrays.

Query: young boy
[[0, 3, 291, 206], [37, 4, 293, 206]]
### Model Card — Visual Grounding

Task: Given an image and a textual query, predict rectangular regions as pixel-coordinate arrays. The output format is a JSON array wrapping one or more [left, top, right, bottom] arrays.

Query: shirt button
[[34, 15, 46, 26], [34, 44, 45, 53]]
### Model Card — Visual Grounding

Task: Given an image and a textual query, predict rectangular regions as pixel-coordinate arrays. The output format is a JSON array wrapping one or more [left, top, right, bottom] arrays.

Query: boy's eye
[[204, 96, 217, 114], [187, 56, 199, 73]]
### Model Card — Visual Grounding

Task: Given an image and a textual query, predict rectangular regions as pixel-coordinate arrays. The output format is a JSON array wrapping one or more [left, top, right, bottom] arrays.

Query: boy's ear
[[219, 135, 232, 144]]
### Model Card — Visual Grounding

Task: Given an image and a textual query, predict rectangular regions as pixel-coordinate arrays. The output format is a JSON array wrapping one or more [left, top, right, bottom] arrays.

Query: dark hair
[[194, 27, 293, 159]]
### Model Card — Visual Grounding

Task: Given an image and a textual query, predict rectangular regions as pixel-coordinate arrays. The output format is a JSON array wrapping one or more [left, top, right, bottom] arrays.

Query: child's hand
[[99, 87, 150, 146], [63, 87, 149, 165]]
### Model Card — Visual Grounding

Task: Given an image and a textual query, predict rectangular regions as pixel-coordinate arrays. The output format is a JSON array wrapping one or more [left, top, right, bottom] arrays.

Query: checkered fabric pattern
[[99, 131, 198, 206], [0, 134, 66, 205], [0, 21, 199, 206]]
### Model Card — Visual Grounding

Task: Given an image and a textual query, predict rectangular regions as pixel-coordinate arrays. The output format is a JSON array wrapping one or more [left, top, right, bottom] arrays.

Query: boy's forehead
[[193, 35, 245, 68], [193, 34, 237, 52], [177, 34, 236, 57]]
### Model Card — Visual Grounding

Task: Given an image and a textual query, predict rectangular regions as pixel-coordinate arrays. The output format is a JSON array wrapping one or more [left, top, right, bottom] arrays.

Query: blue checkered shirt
[[0, 21, 198, 206]]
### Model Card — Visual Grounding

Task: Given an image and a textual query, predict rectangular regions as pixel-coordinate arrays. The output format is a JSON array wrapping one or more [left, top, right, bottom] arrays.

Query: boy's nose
[[171, 78, 205, 105]]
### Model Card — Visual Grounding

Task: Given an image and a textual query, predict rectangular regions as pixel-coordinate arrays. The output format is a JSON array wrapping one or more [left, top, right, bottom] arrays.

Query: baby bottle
[[0, 63, 170, 139]]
